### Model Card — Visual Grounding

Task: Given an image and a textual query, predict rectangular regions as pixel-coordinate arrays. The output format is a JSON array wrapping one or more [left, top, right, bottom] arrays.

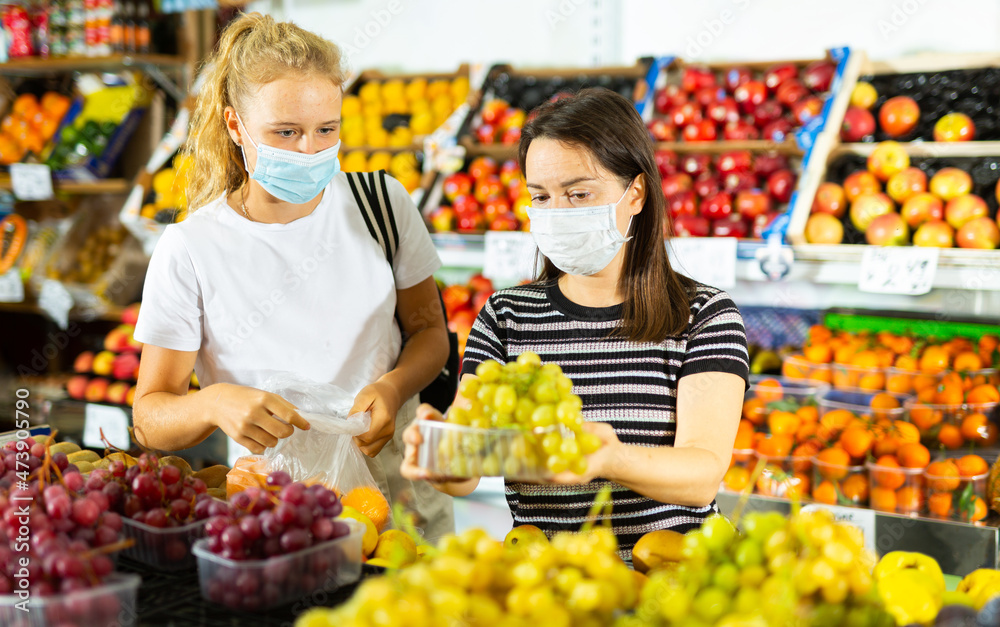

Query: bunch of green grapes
[[618, 511, 894, 627], [442, 352, 602, 477], [296, 526, 638, 627]]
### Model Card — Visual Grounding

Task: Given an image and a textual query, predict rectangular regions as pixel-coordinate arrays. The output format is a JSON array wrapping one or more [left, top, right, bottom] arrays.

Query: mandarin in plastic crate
[[753, 451, 812, 499], [782, 354, 833, 385], [924, 455, 991, 523], [904, 399, 999, 449], [811, 453, 869, 507], [721, 448, 757, 492], [866, 458, 925, 514]]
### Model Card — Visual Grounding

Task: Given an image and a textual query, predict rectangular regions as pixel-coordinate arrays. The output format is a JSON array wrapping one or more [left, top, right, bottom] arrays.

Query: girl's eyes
[[274, 127, 337, 138], [276, 130, 296, 138], [531, 192, 592, 204]]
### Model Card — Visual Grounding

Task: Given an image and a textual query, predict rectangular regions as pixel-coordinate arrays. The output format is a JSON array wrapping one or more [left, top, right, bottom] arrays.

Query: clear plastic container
[[923, 457, 991, 523], [811, 457, 868, 507], [817, 388, 910, 424], [744, 375, 829, 432], [721, 449, 757, 492], [831, 362, 886, 391], [865, 460, 925, 514], [0, 573, 140, 627], [416, 420, 554, 481], [121, 516, 207, 571], [903, 399, 999, 448], [884, 367, 943, 396], [753, 452, 812, 499], [781, 354, 833, 386], [191, 519, 363, 611]]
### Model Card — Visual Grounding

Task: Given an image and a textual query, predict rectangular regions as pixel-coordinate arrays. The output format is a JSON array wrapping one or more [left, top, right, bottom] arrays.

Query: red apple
[[481, 100, 509, 125], [672, 214, 710, 237], [469, 157, 498, 181], [647, 119, 677, 142], [472, 290, 491, 313], [456, 212, 485, 233], [734, 81, 767, 115], [723, 171, 758, 194], [475, 124, 496, 144], [735, 189, 772, 219], [693, 173, 721, 199], [92, 351, 115, 377], [712, 214, 750, 238], [879, 96, 920, 138], [841, 106, 876, 142], [499, 109, 526, 132], [767, 170, 796, 203], [885, 167, 927, 204], [483, 198, 511, 223], [867, 141, 910, 181], [900, 193, 944, 228], [791, 97, 824, 125], [669, 102, 703, 128], [448, 309, 476, 341], [764, 63, 799, 92], [933, 112, 975, 142], [956, 217, 1000, 249], [866, 213, 909, 246], [752, 212, 780, 239], [489, 213, 520, 232], [701, 192, 733, 221], [707, 98, 740, 125], [654, 150, 679, 177], [761, 118, 793, 141], [105, 381, 130, 405], [812, 182, 847, 218], [474, 175, 504, 203], [73, 351, 94, 374], [667, 190, 698, 219], [913, 220, 955, 248], [506, 178, 526, 203], [681, 154, 712, 177], [655, 85, 687, 113], [499, 160, 521, 186], [802, 60, 836, 93], [109, 351, 137, 381], [443, 173, 474, 201], [843, 171, 882, 202], [682, 66, 716, 93], [694, 87, 723, 107], [441, 285, 473, 314], [753, 154, 789, 178], [776, 80, 810, 107], [722, 120, 760, 141], [724, 67, 753, 92], [121, 303, 140, 326], [468, 274, 494, 295], [945, 194, 989, 229], [753, 101, 784, 127], [850, 193, 895, 231], [661, 173, 693, 197], [85, 378, 110, 403], [717, 151, 753, 174], [501, 127, 521, 145], [452, 194, 480, 216], [682, 120, 717, 142], [67, 375, 89, 400], [929, 167, 973, 200], [104, 327, 128, 353], [805, 213, 844, 244]]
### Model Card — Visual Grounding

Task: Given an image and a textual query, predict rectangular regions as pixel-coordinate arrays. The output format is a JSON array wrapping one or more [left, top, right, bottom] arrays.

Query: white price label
[[858, 247, 939, 295], [483, 231, 538, 283], [801, 504, 876, 553], [39, 279, 74, 329], [10, 163, 54, 201], [83, 404, 130, 450], [668, 237, 738, 288], [0, 270, 23, 302]]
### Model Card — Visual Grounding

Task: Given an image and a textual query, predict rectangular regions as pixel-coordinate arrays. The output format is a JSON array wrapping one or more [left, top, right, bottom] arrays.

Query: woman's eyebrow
[[526, 176, 597, 189]]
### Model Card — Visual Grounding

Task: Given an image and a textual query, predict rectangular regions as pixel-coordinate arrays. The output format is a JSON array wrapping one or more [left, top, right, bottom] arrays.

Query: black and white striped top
[[461, 280, 750, 559]]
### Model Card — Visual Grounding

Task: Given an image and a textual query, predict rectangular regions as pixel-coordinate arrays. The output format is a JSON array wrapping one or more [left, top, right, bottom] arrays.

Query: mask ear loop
[[234, 111, 258, 177], [619, 177, 639, 240]]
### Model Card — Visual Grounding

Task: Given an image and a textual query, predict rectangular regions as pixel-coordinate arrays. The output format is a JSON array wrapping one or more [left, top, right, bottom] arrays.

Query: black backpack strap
[[346, 170, 398, 267]]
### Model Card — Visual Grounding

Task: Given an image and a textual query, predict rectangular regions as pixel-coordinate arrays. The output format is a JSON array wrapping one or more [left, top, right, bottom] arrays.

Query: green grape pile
[[427, 352, 601, 478], [296, 526, 638, 627], [618, 511, 894, 627]]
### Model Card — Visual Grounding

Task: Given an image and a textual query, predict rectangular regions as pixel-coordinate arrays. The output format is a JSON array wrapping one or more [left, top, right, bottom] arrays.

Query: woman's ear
[[629, 173, 647, 215], [223, 106, 242, 146]]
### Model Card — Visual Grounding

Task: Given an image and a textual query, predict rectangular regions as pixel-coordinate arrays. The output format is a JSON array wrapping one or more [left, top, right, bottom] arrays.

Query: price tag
[[802, 504, 876, 553], [39, 279, 74, 329], [9, 163, 54, 201], [858, 247, 939, 295], [667, 237, 737, 288], [483, 231, 537, 283], [0, 270, 23, 302], [83, 404, 130, 450]]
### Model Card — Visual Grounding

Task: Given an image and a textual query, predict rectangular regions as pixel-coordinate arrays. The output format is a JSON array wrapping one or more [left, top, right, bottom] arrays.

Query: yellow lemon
[[450, 77, 470, 103], [358, 81, 381, 103], [341, 151, 368, 173], [374, 529, 418, 567], [340, 506, 378, 556], [367, 151, 392, 172], [341, 95, 362, 116]]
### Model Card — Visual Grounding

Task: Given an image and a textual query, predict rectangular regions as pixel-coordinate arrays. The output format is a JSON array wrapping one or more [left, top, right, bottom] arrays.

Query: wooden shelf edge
[[0, 54, 187, 74], [0, 176, 130, 195], [0, 301, 124, 323]]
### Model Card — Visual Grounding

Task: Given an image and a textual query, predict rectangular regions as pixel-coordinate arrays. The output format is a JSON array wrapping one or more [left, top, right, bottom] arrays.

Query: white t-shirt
[[134, 173, 441, 464]]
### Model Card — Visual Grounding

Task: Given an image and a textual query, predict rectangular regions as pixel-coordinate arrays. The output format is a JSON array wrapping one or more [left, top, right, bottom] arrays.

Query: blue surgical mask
[[236, 112, 341, 204]]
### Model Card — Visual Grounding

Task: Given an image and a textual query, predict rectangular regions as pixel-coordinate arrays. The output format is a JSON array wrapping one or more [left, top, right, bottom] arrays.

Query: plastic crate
[[721, 448, 757, 492], [866, 460, 925, 514], [416, 420, 553, 481], [924, 455, 992, 523], [0, 573, 140, 627], [120, 516, 207, 571], [812, 456, 868, 507], [817, 388, 910, 423], [753, 452, 812, 499], [782, 354, 833, 386], [904, 399, 999, 448]]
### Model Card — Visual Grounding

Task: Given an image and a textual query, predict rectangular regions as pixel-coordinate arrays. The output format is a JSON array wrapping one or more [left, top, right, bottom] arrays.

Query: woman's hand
[[549, 422, 624, 485], [207, 382, 310, 454], [351, 379, 402, 457], [400, 404, 481, 495]]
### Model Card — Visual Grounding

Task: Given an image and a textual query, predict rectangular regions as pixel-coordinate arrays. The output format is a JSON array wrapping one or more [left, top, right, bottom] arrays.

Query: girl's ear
[[629, 173, 647, 215], [224, 106, 242, 146]]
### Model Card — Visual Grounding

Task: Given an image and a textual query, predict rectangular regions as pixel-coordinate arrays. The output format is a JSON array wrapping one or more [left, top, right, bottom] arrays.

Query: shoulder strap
[[346, 170, 399, 267]]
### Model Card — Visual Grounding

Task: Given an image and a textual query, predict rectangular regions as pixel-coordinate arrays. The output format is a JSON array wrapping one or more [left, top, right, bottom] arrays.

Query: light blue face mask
[[236, 112, 341, 204]]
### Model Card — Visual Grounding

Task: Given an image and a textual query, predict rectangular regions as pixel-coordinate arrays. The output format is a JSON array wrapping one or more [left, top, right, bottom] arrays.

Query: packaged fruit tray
[[0, 573, 141, 627], [642, 49, 859, 151], [191, 519, 363, 612], [904, 398, 999, 450], [416, 420, 554, 481], [120, 516, 208, 571]]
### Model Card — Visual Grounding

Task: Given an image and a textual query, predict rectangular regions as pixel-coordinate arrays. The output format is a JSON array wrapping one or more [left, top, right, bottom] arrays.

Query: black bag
[[346, 170, 459, 414]]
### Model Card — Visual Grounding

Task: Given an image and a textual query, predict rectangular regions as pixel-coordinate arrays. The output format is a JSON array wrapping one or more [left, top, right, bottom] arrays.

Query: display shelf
[[0, 301, 124, 322], [715, 491, 999, 576], [654, 140, 806, 156], [0, 54, 186, 74], [0, 176, 130, 195]]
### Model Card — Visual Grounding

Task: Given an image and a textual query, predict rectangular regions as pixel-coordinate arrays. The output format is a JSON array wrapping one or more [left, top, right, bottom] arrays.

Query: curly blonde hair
[[185, 13, 346, 210]]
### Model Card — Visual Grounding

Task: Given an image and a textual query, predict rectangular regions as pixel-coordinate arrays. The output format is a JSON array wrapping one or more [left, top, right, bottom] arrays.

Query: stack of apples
[[806, 141, 1000, 249], [428, 157, 529, 232], [648, 60, 837, 143], [842, 80, 978, 143], [440, 274, 494, 357], [472, 99, 527, 145], [659, 149, 797, 238]]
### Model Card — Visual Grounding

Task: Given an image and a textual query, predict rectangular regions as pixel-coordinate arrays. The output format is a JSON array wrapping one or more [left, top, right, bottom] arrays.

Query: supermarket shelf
[[0, 54, 187, 75], [716, 491, 998, 577], [0, 176, 130, 195], [0, 301, 124, 323], [654, 140, 805, 155]]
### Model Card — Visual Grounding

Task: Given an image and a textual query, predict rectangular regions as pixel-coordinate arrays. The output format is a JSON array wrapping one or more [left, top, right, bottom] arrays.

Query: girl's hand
[[400, 404, 479, 488], [207, 382, 310, 454], [351, 379, 402, 457], [549, 422, 623, 485]]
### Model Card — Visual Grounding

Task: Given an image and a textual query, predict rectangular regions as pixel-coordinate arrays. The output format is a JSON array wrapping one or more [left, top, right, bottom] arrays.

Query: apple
[[126, 386, 136, 406], [456, 212, 485, 233], [468, 273, 494, 295], [74, 351, 95, 374], [469, 157, 498, 181], [735, 189, 772, 219], [85, 378, 110, 403], [885, 167, 927, 204], [448, 310, 477, 343], [753, 101, 784, 127], [753, 154, 789, 178], [499, 160, 520, 187], [472, 290, 491, 313], [802, 60, 836, 93], [475, 124, 496, 144], [125, 335, 142, 353], [805, 213, 844, 244], [105, 381, 130, 405], [724, 67, 753, 92], [441, 284, 473, 315], [879, 96, 920, 137], [722, 120, 759, 141], [734, 81, 767, 115], [764, 63, 798, 92], [67, 375, 89, 400], [701, 192, 733, 221], [866, 213, 909, 246], [776, 79, 809, 107], [761, 118, 793, 141], [430, 206, 455, 232], [682, 66, 716, 93], [672, 214, 710, 237], [669, 102, 703, 128], [711, 214, 750, 238], [501, 127, 521, 145], [655, 85, 687, 113], [956, 216, 1000, 249], [841, 106, 876, 142], [474, 175, 504, 203], [791, 97, 824, 125], [104, 327, 128, 353], [752, 212, 780, 239], [694, 86, 723, 107], [483, 198, 511, 223], [443, 173, 474, 201], [661, 173, 693, 197], [929, 167, 973, 200], [850, 193, 895, 231], [913, 220, 955, 248], [767, 170, 796, 203], [513, 195, 530, 222], [812, 182, 847, 218], [121, 302, 140, 326], [945, 194, 989, 229], [723, 171, 758, 194], [506, 178, 526, 203], [707, 98, 739, 125], [867, 141, 910, 181], [489, 212, 520, 232], [499, 109, 526, 132], [933, 112, 975, 142], [843, 171, 882, 202], [717, 151, 753, 174], [92, 351, 115, 377], [111, 353, 139, 381], [901, 193, 944, 228], [480, 100, 509, 125], [667, 190, 698, 219], [681, 154, 712, 177], [452, 194, 479, 216], [851, 82, 878, 110], [647, 119, 677, 142], [682, 120, 717, 142], [693, 173, 721, 198], [654, 150, 679, 177]]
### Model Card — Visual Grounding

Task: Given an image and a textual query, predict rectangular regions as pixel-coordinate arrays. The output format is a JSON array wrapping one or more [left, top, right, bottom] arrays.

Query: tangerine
[[840, 427, 874, 460], [967, 384, 1000, 405], [870, 393, 901, 410], [858, 372, 887, 391], [755, 435, 794, 458], [895, 486, 924, 513], [956, 454, 989, 478], [968, 496, 988, 522], [919, 346, 950, 374], [885, 372, 914, 395], [12, 93, 39, 117], [786, 472, 810, 499], [937, 424, 965, 450], [870, 487, 897, 512], [908, 404, 942, 432], [897, 442, 930, 469], [960, 413, 992, 443], [871, 455, 906, 490], [808, 325, 833, 344], [795, 422, 820, 444], [892, 420, 921, 444], [723, 465, 751, 492], [768, 411, 801, 437], [925, 460, 960, 491], [872, 436, 899, 458], [813, 480, 838, 505], [934, 380, 965, 406], [804, 342, 833, 364], [742, 398, 767, 425], [953, 351, 984, 372], [342, 486, 391, 532], [734, 420, 755, 450], [816, 448, 851, 480], [841, 473, 869, 503], [796, 405, 819, 423], [927, 491, 953, 518], [755, 378, 784, 403]]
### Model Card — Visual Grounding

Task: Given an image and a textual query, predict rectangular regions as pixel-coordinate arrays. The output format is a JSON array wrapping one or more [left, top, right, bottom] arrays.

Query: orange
[[840, 427, 874, 460], [813, 480, 838, 505], [768, 411, 801, 437], [841, 474, 869, 503], [967, 384, 1000, 405], [925, 460, 960, 491], [871, 455, 906, 490], [968, 496, 988, 522], [786, 472, 810, 499], [0, 134, 23, 166], [886, 371, 914, 395], [834, 344, 860, 366], [858, 372, 886, 391], [808, 325, 833, 344], [920, 346, 951, 374], [872, 436, 899, 458], [782, 360, 808, 380], [810, 368, 833, 385], [20, 131, 44, 156], [791, 444, 818, 471], [895, 486, 924, 513], [851, 350, 881, 369], [908, 404, 942, 432], [755, 378, 784, 403], [734, 419, 755, 450], [927, 491, 953, 518], [821, 409, 856, 432], [934, 378, 965, 405], [742, 398, 767, 425], [755, 435, 794, 458], [870, 393, 901, 410], [342, 486, 391, 532], [795, 422, 820, 445], [892, 420, 921, 444], [796, 405, 819, 424], [870, 487, 897, 512], [723, 465, 751, 492], [897, 442, 930, 469], [895, 354, 918, 370], [937, 424, 965, 450], [12, 93, 39, 117], [954, 351, 984, 372], [956, 454, 989, 478], [816, 448, 851, 480], [960, 413, 991, 442], [804, 342, 833, 364]]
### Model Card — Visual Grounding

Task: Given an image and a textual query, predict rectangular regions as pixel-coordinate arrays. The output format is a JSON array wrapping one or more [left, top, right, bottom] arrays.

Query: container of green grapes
[[416, 353, 601, 481]]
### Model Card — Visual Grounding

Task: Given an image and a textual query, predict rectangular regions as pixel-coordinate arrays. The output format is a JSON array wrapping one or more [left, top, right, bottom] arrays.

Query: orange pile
[[342, 485, 391, 532], [924, 455, 989, 522], [0, 92, 72, 165]]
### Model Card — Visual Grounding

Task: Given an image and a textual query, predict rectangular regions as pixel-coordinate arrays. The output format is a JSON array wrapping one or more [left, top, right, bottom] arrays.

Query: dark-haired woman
[[401, 87, 749, 557]]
